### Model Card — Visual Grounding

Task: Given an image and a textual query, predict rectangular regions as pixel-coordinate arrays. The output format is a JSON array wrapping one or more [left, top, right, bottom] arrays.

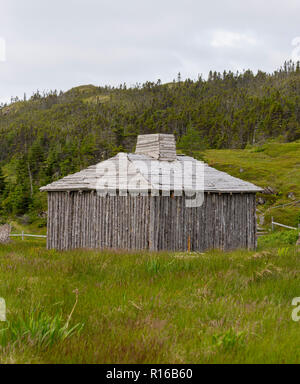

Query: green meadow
[[0, 141, 299, 364], [0, 234, 299, 364], [202, 140, 300, 228]]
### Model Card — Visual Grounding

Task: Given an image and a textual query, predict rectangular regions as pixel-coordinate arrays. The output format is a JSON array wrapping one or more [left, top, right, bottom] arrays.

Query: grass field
[[1, 141, 299, 364], [0, 234, 299, 364], [202, 140, 300, 228]]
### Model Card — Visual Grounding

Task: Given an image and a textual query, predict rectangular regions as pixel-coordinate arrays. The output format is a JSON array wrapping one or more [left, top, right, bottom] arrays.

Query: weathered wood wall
[[47, 192, 257, 251]]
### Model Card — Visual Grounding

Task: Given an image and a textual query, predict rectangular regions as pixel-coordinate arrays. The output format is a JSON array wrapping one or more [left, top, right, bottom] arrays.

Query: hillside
[[202, 141, 300, 228], [0, 62, 300, 227]]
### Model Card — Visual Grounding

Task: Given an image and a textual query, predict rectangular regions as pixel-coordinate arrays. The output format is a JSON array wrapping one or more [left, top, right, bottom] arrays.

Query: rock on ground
[[0, 224, 11, 244]]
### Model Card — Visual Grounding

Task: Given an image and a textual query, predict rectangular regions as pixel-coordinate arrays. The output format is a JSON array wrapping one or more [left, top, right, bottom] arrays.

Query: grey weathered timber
[[46, 191, 257, 252], [40, 153, 262, 194], [41, 134, 262, 252], [135, 134, 177, 161]]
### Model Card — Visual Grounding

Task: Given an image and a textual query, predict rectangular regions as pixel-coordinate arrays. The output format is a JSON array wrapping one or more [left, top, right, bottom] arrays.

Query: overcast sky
[[1, 0, 300, 104]]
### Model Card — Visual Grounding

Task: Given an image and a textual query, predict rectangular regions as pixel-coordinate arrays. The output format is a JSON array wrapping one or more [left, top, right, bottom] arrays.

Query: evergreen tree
[[0, 168, 5, 195], [0, 63, 300, 220]]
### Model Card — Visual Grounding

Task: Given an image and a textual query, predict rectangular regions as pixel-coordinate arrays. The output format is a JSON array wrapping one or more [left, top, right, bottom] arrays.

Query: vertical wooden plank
[[47, 193, 51, 249]]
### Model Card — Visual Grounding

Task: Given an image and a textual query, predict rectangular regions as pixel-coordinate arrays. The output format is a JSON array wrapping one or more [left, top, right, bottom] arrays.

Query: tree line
[[0, 61, 300, 224]]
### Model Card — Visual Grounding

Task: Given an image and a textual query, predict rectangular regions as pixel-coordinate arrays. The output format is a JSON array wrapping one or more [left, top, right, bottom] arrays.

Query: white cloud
[[0, 0, 300, 102], [211, 31, 257, 48]]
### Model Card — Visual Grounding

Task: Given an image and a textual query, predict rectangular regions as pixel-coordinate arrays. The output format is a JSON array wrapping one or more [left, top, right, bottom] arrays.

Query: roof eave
[[40, 187, 263, 194]]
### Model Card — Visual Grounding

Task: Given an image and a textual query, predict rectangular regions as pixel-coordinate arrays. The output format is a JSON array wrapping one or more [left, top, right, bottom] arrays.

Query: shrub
[[258, 230, 299, 248], [212, 329, 246, 351]]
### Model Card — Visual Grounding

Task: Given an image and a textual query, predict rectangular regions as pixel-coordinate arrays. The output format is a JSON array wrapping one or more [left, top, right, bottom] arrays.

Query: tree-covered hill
[[0, 61, 300, 224]]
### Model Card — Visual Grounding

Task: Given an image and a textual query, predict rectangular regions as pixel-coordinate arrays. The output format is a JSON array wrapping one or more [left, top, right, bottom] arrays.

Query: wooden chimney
[[135, 134, 177, 161]]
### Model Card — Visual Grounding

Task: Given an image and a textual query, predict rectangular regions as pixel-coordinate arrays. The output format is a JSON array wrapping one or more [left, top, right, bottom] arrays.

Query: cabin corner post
[[254, 193, 258, 250], [46, 192, 50, 249]]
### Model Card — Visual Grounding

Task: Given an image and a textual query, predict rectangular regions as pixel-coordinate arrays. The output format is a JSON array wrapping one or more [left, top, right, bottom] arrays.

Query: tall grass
[[0, 309, 83, 350], [0, 238, 299, 363]]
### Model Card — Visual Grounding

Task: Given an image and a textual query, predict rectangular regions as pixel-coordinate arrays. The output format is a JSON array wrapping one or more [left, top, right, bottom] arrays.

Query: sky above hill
[[1, 0, 300, 104]]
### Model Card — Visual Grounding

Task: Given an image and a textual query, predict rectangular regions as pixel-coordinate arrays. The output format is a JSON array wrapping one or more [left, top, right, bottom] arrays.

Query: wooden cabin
[[41, 134, 262, 251]]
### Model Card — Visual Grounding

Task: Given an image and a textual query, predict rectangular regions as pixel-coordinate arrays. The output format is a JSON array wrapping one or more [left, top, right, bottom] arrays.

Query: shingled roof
[[40, 134, 262, 194]]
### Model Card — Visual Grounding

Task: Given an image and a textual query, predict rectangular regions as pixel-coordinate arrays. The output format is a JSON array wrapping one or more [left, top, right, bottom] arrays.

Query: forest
[[0, 61, 300, 224]]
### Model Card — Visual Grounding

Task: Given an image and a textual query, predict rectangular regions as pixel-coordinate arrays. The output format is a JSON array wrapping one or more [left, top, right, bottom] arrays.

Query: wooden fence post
[[22, 231, 24, 241]]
